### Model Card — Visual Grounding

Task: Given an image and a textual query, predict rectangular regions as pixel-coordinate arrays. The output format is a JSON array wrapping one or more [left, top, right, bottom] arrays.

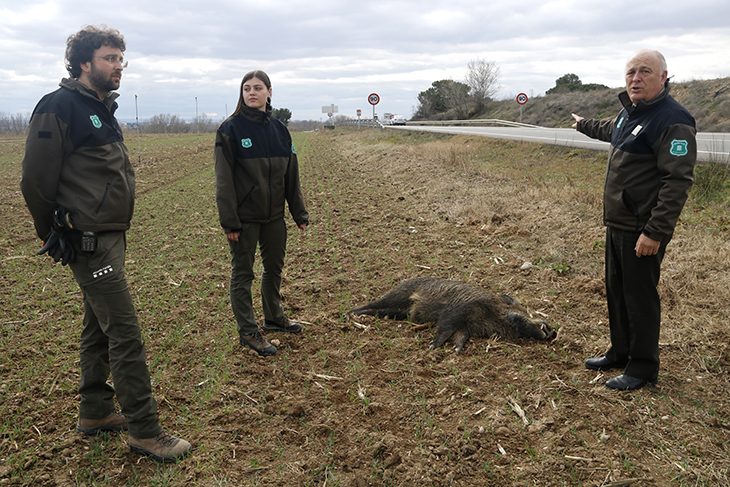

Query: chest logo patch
[[241, 138, 253, 148], [291, 144, 296, 155], [617, 117, 624, 129], [90, 115, 102, 129], [670, 139, 689, 156]]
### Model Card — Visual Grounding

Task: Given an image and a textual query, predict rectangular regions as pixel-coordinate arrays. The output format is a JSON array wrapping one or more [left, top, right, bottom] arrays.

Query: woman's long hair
[[232, 70, 272, 116]]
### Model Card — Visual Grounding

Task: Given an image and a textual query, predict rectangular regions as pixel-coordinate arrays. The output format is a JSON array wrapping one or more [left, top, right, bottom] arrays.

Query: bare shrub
[[0, 112, 30, 135]]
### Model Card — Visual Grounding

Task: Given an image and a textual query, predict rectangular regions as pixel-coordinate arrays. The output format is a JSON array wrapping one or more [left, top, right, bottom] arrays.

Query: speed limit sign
[[516, 93, 528, 105], [368, 93, 380, 105]]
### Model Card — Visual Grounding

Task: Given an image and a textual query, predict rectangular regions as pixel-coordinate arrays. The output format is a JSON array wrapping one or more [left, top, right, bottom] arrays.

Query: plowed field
[[2, 129, 730, 486]]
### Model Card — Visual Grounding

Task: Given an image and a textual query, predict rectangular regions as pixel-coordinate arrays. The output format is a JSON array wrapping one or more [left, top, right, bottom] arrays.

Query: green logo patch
[[670, 139, 689, 156], [241, 138, 252, 148], [90, 115, 102, 129], [291, 144, 296, 155]]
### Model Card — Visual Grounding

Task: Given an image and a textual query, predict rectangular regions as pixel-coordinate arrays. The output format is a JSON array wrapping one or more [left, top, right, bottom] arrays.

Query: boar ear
[[500, 294, 519, 305]]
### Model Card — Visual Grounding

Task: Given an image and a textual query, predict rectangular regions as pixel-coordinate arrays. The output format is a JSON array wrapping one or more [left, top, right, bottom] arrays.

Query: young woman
[[214, 70, 309, 356]]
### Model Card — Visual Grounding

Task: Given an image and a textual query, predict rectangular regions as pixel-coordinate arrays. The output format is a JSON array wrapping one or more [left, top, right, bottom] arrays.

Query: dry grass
[[341, 126, 730, 375]]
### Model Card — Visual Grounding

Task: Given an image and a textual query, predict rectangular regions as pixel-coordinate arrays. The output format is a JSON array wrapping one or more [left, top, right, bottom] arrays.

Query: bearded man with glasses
[[20, 25, 192, 463]]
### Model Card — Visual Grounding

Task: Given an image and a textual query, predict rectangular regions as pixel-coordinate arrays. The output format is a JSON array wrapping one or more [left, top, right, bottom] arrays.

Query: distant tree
[[415, 79, 471, 119], [464, 57, 501, 113], [415, 81, 449, 118], [288, 120, 323, 132], [441, 80, 472, 119], [142, 114, 190, 133], [192, 113, 219, 133], [333, 114, 350, 124], [557, 73, 582, 87], [272, 108, 292, 126], [547, 73, 609, 94], [0, 112, 30, 134]]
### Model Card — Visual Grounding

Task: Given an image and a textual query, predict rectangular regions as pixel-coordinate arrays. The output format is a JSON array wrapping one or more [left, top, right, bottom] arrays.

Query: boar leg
[[452, 329, 472, 353], [429, 306, 469, 350], [351, 303, 410, 320]]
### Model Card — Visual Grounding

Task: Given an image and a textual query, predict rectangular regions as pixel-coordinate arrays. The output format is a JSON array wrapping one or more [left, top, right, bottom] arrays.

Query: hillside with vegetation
[[410, 60, 730, 133], [466, 77, 730, 133]]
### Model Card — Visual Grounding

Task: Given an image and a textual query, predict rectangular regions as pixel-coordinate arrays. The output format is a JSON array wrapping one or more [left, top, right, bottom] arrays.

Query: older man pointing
[[572, 49, 697, 391]]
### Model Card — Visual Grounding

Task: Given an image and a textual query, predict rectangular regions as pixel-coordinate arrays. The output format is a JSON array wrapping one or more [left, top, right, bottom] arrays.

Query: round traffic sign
[[516, 93, 528, 105], [368, 93, 380, 105]]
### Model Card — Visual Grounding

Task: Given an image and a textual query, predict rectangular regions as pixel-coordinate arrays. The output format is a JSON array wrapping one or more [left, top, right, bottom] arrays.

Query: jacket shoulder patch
[[670, 139, 689, 156]]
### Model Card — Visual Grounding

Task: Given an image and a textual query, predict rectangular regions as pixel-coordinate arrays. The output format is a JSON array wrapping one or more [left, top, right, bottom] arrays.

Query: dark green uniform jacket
[[576, 82, 696, 241], [214, 104, 308, 233], [21, 78, 135, 240]]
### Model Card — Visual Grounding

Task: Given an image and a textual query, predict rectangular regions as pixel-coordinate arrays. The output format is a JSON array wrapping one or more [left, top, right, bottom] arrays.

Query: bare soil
[[2, 130, 730, 486]]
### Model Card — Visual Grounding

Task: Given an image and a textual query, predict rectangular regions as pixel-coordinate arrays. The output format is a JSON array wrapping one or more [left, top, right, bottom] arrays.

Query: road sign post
[[368, 93, 380, 130], [322, 104, 338, 127], [516, 93, 528, 123]]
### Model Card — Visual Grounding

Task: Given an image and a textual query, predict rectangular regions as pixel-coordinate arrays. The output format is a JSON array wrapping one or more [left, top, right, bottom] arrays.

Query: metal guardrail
[[330, 119, 384, 129], [404, 119, 543, 129], [329, 118, 541, 129]]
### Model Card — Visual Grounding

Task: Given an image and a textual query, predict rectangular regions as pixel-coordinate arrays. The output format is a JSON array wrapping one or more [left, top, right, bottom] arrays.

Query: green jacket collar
[[60, 77, 119, 111], [239, 102, 272, 125], [618, 80, 670, 113]]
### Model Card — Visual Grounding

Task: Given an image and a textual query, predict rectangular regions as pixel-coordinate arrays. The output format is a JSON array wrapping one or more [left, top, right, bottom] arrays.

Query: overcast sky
[[2, 0, 730, 123]]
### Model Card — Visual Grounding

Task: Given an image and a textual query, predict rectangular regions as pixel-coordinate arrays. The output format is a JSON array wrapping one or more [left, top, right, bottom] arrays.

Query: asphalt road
[[387, 124, 730, 163]]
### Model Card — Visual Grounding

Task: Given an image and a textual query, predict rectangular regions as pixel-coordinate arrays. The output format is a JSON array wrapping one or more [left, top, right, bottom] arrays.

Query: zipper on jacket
[[264, 124, 273, 222], [96, 183, 111, 214], [238, 186, 255, 207]]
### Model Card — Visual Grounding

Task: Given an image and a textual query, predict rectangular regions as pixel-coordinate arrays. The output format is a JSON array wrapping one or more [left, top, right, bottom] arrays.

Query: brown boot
[[128, 432, 192, 463], [240, 332, 277, 356], [262, 315, 304, 333], [76, 412, 128, 436]]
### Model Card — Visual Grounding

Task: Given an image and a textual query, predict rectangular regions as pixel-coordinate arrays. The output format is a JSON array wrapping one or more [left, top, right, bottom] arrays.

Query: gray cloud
[[2, 0, 730, 122]]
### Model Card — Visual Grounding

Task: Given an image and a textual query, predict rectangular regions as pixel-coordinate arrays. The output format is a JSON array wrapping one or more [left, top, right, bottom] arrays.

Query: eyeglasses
[[94, 55, 128, 68]]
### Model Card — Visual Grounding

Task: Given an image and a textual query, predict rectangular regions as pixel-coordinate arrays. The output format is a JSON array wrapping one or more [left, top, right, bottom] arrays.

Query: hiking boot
[[240, 332, 277, 356], [76, 412, 128, 436], [128, 432, 192, 463], [262, 315, 303, 334]]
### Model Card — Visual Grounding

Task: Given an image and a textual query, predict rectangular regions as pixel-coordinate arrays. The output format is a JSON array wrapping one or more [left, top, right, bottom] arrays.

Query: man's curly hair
[[65, 25, 126, 79]]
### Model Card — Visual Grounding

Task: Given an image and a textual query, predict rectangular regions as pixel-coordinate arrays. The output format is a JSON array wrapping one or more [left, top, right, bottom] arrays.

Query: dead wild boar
[[351, 277, 556, 352]]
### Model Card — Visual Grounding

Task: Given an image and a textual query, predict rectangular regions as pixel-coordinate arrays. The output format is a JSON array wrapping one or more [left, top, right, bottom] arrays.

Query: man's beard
[[88, 62, 120, 94]]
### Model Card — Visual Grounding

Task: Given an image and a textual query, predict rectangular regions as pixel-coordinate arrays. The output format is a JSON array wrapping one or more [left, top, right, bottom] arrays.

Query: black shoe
[[262, 316, 303, 334], [605, 374, 656, 391], [585, 356, 627, 371], [240, 332, 277, 356]]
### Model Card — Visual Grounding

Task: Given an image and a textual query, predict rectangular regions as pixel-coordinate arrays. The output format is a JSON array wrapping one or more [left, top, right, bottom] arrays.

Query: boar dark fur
[[351, 277, 556, 352]]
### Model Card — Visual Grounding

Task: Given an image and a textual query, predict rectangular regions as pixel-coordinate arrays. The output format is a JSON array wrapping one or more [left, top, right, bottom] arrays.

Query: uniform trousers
[[68, 231, 162, 439], [228, 218, 287, 336], [604, 226, 670, 383]]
